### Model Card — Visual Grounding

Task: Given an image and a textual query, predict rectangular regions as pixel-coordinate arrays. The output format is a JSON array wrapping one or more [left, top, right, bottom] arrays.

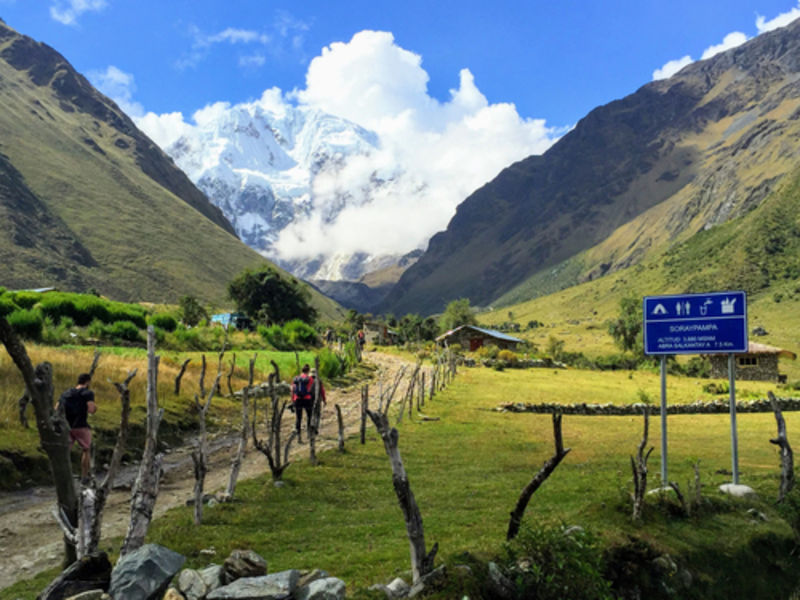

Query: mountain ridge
[[0, 20, 343, 319], [381, 18, 800, 316]]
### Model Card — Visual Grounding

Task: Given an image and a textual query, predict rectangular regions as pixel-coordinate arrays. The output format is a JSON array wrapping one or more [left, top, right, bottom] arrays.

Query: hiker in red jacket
[[292, 364, 326, 438]]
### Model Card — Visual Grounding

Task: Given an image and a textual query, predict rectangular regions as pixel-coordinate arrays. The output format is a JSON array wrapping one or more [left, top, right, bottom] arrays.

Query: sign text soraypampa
[[643, 291, 748, 355]]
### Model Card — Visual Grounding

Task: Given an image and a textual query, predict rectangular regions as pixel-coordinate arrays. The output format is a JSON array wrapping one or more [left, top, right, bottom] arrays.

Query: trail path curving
[[0, 350, 414, 591]]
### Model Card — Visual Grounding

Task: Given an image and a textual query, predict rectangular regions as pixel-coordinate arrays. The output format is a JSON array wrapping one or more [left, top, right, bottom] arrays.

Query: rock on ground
[[109, 544, 185, 600]]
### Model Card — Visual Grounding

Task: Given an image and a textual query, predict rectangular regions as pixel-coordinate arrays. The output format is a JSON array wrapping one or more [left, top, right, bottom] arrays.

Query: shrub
[[685, 356, 711, 378], [703, 381, 730, 395], [41, 316, 76, 345], [149, 312, 178, 332], [11, 291, 42, 309], [0, 294, 19, 317], [497, 349, 518, 365], [503, 523, 613, 600], [283, 319, 319, 348], [7, 308, 43, 340], [317, 347, 346, 379], [172, 324, 205, 351], [107, 320, 142, 343], [259, 324, 289, 351]]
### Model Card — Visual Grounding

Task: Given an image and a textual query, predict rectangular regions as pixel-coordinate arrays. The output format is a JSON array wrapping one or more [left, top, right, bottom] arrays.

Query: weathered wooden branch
[[668, 481, 689, 516], [225, 354, 256, 501], [366, 408, 437, 583], [380, 366, 408, 415], [335, 404, 345, 452], [174, 358, 191, 395], [631, 406, 654, 521], [226, 353, 237, 397], [87, 349, 101, 378], [120, 326, 164, 557], [78, 368, 136, 556], [360, 385, 368, 445], [0, 316, 78, 565], [199, 354, 207, 397], [769, 391, 795, 503], [18, 390, 30, 428], [507, 412, 572, 540], [253, 362, 294, 481], [309, 357, 323, 466], [191, 337, 226, 524]]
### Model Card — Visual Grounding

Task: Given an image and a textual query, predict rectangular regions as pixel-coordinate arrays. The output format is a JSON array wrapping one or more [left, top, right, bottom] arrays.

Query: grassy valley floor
[[6, 356, 799, 598]]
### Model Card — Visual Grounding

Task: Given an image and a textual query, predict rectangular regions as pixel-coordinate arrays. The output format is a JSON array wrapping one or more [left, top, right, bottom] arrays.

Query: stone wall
[[709, 353, 780, 382], [496, 395, 800, 416]]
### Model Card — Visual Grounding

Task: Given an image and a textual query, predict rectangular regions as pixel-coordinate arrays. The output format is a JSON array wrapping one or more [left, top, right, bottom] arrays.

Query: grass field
[[5, 360, 796, 598], [0, 344, 321, 488]]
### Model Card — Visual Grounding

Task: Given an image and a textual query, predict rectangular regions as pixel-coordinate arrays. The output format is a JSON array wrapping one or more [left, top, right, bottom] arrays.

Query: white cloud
[[50, 0, 107, 25], [272, 31, 562, 260], [652, 55, 693, 80], [757, 3, 800, 33], [239, 54, 267, 68], [701, 31, 748, 59], [87, 65, 144, 117], [135, 32, 562, 264]]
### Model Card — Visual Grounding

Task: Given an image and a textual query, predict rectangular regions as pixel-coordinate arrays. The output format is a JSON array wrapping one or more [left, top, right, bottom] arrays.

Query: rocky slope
[[382, 18, 800, 315], [162, 96, 404, 282], [0, 20, 340, 316]]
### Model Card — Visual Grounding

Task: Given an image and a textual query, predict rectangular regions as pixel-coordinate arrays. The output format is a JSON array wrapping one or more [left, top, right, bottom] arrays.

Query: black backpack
[[293, 375, 312, 400], [59, 388, 82, 428]]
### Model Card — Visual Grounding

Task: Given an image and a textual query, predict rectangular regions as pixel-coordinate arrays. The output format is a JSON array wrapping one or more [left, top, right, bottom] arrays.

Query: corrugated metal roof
[[435, 324, 523, 343]]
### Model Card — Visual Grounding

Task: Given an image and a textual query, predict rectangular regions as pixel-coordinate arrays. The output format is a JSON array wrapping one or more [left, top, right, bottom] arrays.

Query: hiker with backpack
[[57, 373, 97, 482], [292, 363, 326, 439]]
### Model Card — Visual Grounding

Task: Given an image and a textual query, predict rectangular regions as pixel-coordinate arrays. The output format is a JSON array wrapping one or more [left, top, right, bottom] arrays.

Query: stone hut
[[436, 325, 523, 352], [709, 341, 796, 382]]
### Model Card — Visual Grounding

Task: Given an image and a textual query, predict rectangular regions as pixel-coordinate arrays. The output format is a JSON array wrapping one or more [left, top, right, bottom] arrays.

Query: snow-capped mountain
[[163, 96, 401, 280]]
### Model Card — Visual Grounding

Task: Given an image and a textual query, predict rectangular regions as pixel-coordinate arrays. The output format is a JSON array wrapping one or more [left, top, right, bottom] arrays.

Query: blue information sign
[[643, 291, 748, 355]]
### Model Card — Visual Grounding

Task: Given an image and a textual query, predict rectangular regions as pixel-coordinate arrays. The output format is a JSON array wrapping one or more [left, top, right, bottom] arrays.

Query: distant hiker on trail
[[292, 364, 326, 439], [357, 329, 366, 349], [57, 373, 97, 482]]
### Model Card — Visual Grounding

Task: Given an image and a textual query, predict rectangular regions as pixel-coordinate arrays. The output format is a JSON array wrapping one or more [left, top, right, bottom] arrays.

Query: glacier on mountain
[[163, 93, 394, 280]]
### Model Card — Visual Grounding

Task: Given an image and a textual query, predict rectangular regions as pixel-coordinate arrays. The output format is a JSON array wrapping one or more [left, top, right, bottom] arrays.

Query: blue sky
[[5, 0, 800, 262], [2, 0, 799, 129]]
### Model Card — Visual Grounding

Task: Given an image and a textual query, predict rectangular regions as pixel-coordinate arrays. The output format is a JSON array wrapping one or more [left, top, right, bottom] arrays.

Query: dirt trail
[[0, 351, 413, 591]]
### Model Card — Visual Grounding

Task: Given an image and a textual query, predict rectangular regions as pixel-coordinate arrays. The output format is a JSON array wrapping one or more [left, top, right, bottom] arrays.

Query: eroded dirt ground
[[0, 351, 413, 590]]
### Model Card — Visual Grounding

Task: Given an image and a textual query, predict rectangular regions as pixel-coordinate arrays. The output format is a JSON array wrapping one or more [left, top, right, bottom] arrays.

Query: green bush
[[107, 320, 142, 343], [503, 523, 613, 600], [149, 312, 178, 332], [703, 381, 730, 395], [283, 319, 318, 348], [0, 294, 19, 317], [11, 291, 42, 309], [7, 308, 43, 340], [317, 347, 346, 379], [41, 316, 76, 345], [38, 292, 147, 328], [259, 324, 288, 350]]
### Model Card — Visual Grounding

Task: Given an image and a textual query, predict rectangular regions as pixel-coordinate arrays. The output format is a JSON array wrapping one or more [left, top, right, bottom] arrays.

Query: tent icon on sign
[[652, 304, 667, 315]]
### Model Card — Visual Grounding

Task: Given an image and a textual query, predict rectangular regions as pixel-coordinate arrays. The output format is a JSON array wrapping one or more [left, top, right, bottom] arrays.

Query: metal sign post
[[660, 355, 668, 484], [728, 353, 739, 484], [643, 291, 747, 487]]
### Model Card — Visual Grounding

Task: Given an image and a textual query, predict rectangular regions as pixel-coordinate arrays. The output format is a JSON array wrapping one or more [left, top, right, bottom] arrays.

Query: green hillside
[[481, 167, 800, 378], [0, 21, 343, 321], [384, 18, 800, 316]]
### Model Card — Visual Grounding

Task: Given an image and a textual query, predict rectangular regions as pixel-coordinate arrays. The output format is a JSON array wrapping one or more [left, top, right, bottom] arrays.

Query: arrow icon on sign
[[652, 304, 667, 315]]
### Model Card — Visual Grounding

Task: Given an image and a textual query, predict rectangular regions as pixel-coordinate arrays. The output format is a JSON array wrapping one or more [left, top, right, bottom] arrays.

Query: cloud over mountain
[[105, 30, 562, 267]]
